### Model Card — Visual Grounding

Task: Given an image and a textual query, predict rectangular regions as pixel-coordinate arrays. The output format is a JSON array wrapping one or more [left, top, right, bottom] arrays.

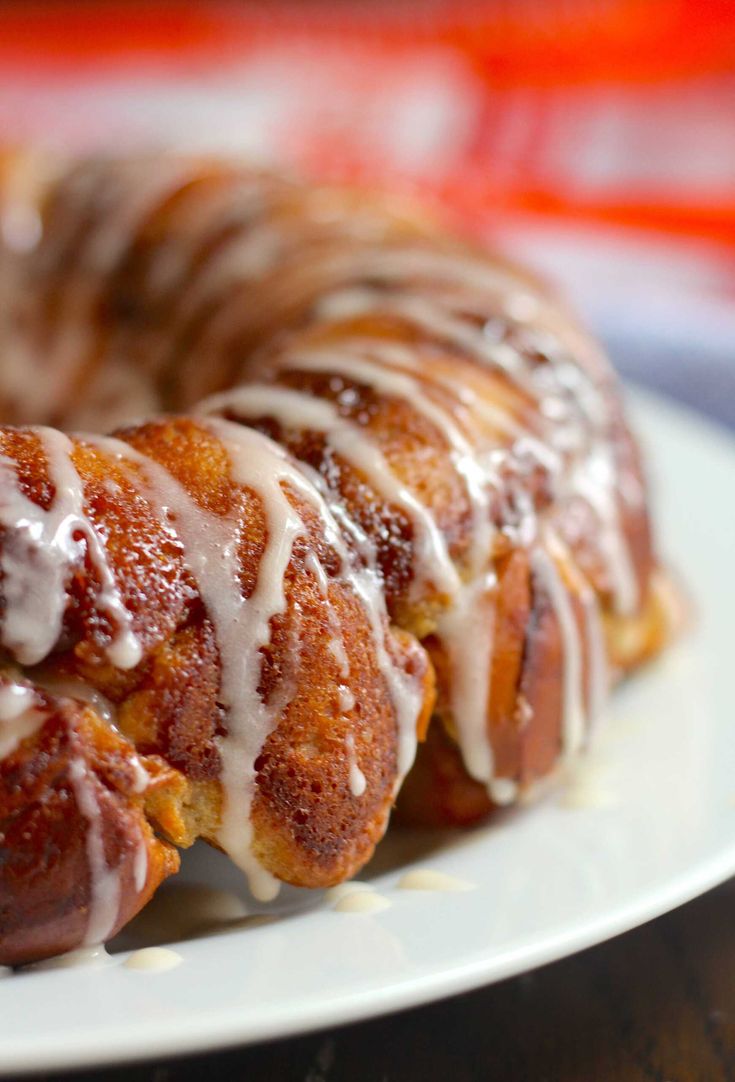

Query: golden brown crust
[[0, 415, 433, 961], [0, 690, 178, 966], [251, 620, 434, 887], [397, 580, 671, 827], [0, 153, 673, 961]]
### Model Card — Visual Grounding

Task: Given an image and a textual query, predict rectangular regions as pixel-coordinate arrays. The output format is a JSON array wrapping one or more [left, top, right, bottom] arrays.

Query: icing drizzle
[[85, 422, 423, 898], [0, 427, 141, 668], [0, 158, 653, 942]]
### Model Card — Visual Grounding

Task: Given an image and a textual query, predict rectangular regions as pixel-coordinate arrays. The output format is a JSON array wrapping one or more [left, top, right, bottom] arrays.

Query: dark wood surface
[[17, 877, 735, 1082]]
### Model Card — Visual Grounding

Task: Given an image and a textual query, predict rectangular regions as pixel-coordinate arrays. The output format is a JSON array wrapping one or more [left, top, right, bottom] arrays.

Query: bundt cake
[[0, 154, 671, 964]]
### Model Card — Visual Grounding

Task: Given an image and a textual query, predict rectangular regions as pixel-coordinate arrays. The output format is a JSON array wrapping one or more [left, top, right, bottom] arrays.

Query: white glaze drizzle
[[567, 448, 639, 616], [198, 370, 490, 786], [0, 675, 149, 941], [329, 639, 350, 677], [88, 423, 423, 897], [314, 285, 526, 381], [28, 945, 109, 971], [131, 837, 148, 894], [0, 681, 34, 720], [311, 271, 639, 617], [200, 289, 619, 790], [150, 184, 269, 301], [547, 531, 609, 732], [0, 674, 153, 956], [304, 548, 350, 679], [326, 334, 525, 441], [197, 385, 428, 783], [68, 753, 122, 946], [199, 385, 458, 596], [204, 417, 423, 800], [205, 418, 306, 901], [88, 428, 302, 901], [338, 686, 356, 713], [0, 682, 47, 760], [32, 676, 116, 726], [324, 535, 423, 784], [25, 673, 150, 801], [180, 219, 286, 301], [0, 201, 42, 256], [0, 428, 141, 669], [202, 366, 499, 786], [284, 346, 495, 557], [489, 777, 519, 806], [0, 166, 638, 828], [23, 163, 193, 425], [277, 346, 501, 786], [531, 544, 586, 760], [202, 376, 496, 762], [229, 236, 633, 784], [344, 732, 366, 797], [310, 268, 637, 737]]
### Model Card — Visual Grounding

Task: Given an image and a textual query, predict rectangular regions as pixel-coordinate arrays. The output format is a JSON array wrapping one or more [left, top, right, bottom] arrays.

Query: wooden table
[[18, 877, 735, 1082]]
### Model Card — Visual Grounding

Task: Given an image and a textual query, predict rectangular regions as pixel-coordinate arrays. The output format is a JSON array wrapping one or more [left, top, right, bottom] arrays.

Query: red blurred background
[[2, 1, 734, 240], [2, 0, 735, 420]]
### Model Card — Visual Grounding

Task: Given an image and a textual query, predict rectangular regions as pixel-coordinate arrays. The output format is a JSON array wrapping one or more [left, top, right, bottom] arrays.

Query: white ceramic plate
[[2, 388, 734, 1076]]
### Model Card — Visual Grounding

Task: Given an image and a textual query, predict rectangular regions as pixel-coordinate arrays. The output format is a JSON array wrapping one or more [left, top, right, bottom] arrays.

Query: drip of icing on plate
[[397, 869, 476, 892], [123, 947, 183, 973], [333, 891, 391, 914]]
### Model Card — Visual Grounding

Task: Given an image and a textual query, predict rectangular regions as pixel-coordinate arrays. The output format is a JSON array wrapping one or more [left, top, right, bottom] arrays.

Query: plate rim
[[5, 840, 735, 1076], [3, 385, 734, 1076]]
